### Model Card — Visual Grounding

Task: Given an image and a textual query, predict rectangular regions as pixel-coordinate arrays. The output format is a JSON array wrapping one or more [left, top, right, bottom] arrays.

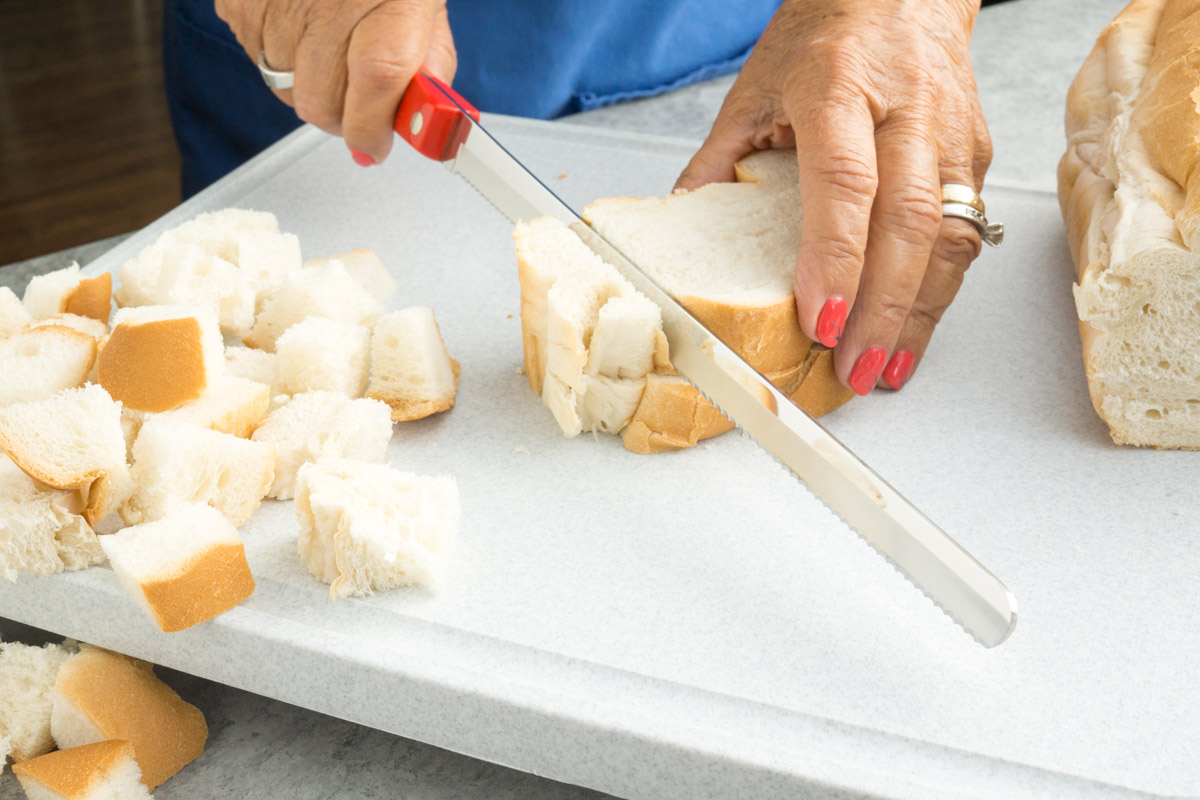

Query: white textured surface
[[1, 114, 1197, 799]]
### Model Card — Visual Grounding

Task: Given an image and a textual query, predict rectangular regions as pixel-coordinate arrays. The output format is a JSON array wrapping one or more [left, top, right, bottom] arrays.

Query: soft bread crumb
[[295, 458, 459, 597]]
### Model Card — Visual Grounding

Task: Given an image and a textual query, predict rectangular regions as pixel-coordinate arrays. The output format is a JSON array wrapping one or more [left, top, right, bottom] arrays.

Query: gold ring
[[941, 183, 985, 214]]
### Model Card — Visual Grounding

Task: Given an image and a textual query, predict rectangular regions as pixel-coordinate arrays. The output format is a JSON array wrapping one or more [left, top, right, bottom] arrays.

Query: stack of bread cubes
[[2, 637, 207, 798], [513, 149, 854, 453], [0, 209, 463, 632]]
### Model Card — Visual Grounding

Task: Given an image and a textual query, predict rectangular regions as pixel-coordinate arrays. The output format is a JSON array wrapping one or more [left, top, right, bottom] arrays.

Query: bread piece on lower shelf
[[0, 733, 9, 774], [251, 392, 393, 499], [0, 326, 96, 408], [365, 308, 459, 421], [0, 641, 77, 764], [97, 305, 224, 414], [121, 418, 275, 526], [13, 741, 146, 799], [13, 740, 152, 800], [1, 286, 34, 338], [99, 504, 255, 633], [295, 457, 460, 597], [51, 647, 207, 789], [0, 385, 133, 525], [276, 317, 371, 398]]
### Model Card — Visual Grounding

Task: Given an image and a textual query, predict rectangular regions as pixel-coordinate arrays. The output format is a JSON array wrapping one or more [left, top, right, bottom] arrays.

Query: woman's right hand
[[215, 0, 456, 166]]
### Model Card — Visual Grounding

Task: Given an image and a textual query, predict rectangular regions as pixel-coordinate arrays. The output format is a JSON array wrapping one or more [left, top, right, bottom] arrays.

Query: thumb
[[422, 6, 457, 85], [675, 113, 759, 191]]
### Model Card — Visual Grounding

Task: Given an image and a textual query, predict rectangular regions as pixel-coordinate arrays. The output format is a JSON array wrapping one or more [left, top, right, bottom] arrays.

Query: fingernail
[[849, 346, 888, 396], [882, 349, 915, 391], [350, 149, 375, 167], [815, 295, 848, 347]]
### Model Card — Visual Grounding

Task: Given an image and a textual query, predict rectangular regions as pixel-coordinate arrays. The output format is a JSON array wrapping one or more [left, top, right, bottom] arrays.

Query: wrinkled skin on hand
[[678, 0, 991, 393], [216, 0, 456, 164]]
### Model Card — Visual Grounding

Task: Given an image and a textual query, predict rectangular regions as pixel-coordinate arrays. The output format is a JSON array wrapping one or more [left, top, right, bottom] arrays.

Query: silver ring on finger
[[941, 200, 1004, 247], [257, 50, 294, 90]]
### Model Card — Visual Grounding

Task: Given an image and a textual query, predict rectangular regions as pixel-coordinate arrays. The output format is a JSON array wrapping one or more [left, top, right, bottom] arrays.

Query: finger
[[879, 103, 981, 391], [786, 93, 878, 359], [879, 216, 980, 390], [674, 114, 758, 191], [421, 6, 457, 85], [835, 111, 941, 395], [260, 0, 306, 108], [342, 1, 445, 165], [292, 6, 357, 134], [214, 0, 266, 60]]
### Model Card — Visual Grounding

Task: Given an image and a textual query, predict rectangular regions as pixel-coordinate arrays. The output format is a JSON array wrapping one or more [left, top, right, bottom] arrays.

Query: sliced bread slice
[[243, 261, 382, 352], [97, 306, 223, 413], [0, 326, 96, 408], [12, 739, 151, 800], [364, 308, 459, 421], [121, 418, 275, 526], [295, 457, 460, 597], [0, 385, 132, 525], [51, 647, 208, 789], [99, 504, 255, 633], [276, 317, 371, 398], [250, 392, 393, 499], [0, 640, 77, 763]]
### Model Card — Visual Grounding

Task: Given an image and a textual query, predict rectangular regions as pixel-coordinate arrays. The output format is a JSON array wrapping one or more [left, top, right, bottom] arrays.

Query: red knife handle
[[394, 72, 480, 162]]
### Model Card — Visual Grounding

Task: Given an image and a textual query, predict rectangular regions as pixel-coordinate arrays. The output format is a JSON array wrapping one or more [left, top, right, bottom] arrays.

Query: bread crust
[[139, 541, 256, 632], [53, 648, 208, 789], [64, 273, 112, 324], [12, 739, 134, 797], [98, 317, 207, 413], [1059, 0, 1200, 447]]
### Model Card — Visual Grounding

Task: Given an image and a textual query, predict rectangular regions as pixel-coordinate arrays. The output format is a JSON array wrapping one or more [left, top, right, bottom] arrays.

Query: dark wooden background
[[0, 0, 180, 267]]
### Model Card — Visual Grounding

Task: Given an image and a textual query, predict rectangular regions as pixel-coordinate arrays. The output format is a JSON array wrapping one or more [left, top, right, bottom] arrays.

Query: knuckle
[[907, 302, 945, 334], [806, 233, 867, 272], [293, 94, 340, 130], [936, 220, 983, 265], [877, 188, 943, 245], [867, 294, 914, 330], [974, 130, 995, 176], [349, 51, 420, 89], [813, 157, 878, 208]]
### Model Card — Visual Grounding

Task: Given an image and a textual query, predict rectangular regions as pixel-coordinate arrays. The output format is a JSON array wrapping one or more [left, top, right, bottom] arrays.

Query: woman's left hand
[[677, 0, 991, 393]]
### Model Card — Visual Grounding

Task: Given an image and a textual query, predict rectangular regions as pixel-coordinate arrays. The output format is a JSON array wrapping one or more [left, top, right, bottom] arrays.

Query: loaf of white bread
[[514, 148, 854, 454], [1059, 0, 1200, 447], [12, 740, 152, 800]]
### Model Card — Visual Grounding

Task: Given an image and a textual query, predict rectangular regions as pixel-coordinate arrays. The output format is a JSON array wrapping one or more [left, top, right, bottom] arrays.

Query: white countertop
[[1, 1, 1140, 798]]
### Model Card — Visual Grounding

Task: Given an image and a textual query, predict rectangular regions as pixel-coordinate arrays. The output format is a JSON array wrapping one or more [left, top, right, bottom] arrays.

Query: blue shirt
[[163, 0, 782, 195]]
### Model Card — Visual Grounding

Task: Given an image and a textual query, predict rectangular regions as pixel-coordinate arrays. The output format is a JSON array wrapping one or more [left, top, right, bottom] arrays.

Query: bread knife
[[394, 73, 1018, 648]]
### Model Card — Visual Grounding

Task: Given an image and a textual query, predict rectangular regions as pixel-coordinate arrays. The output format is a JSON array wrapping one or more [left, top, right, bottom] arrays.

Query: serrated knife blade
[[394, 72, 1018, 647]]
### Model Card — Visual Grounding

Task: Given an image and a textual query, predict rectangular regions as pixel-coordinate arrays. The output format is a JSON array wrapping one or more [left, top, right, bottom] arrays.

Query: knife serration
[[427, 96, 1018, 647]]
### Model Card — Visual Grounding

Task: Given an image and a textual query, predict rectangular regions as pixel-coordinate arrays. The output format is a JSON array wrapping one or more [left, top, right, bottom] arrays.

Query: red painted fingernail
[[815, 295, 848, 347], [882, 349, 915, 391], [350, 149, 375, 167], [849, 346, 888, 396]]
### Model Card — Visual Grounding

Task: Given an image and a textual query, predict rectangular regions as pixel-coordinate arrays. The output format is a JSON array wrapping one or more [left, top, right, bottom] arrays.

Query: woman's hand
[[216, 0, 456, 166], [677, 0, 991, 393]]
